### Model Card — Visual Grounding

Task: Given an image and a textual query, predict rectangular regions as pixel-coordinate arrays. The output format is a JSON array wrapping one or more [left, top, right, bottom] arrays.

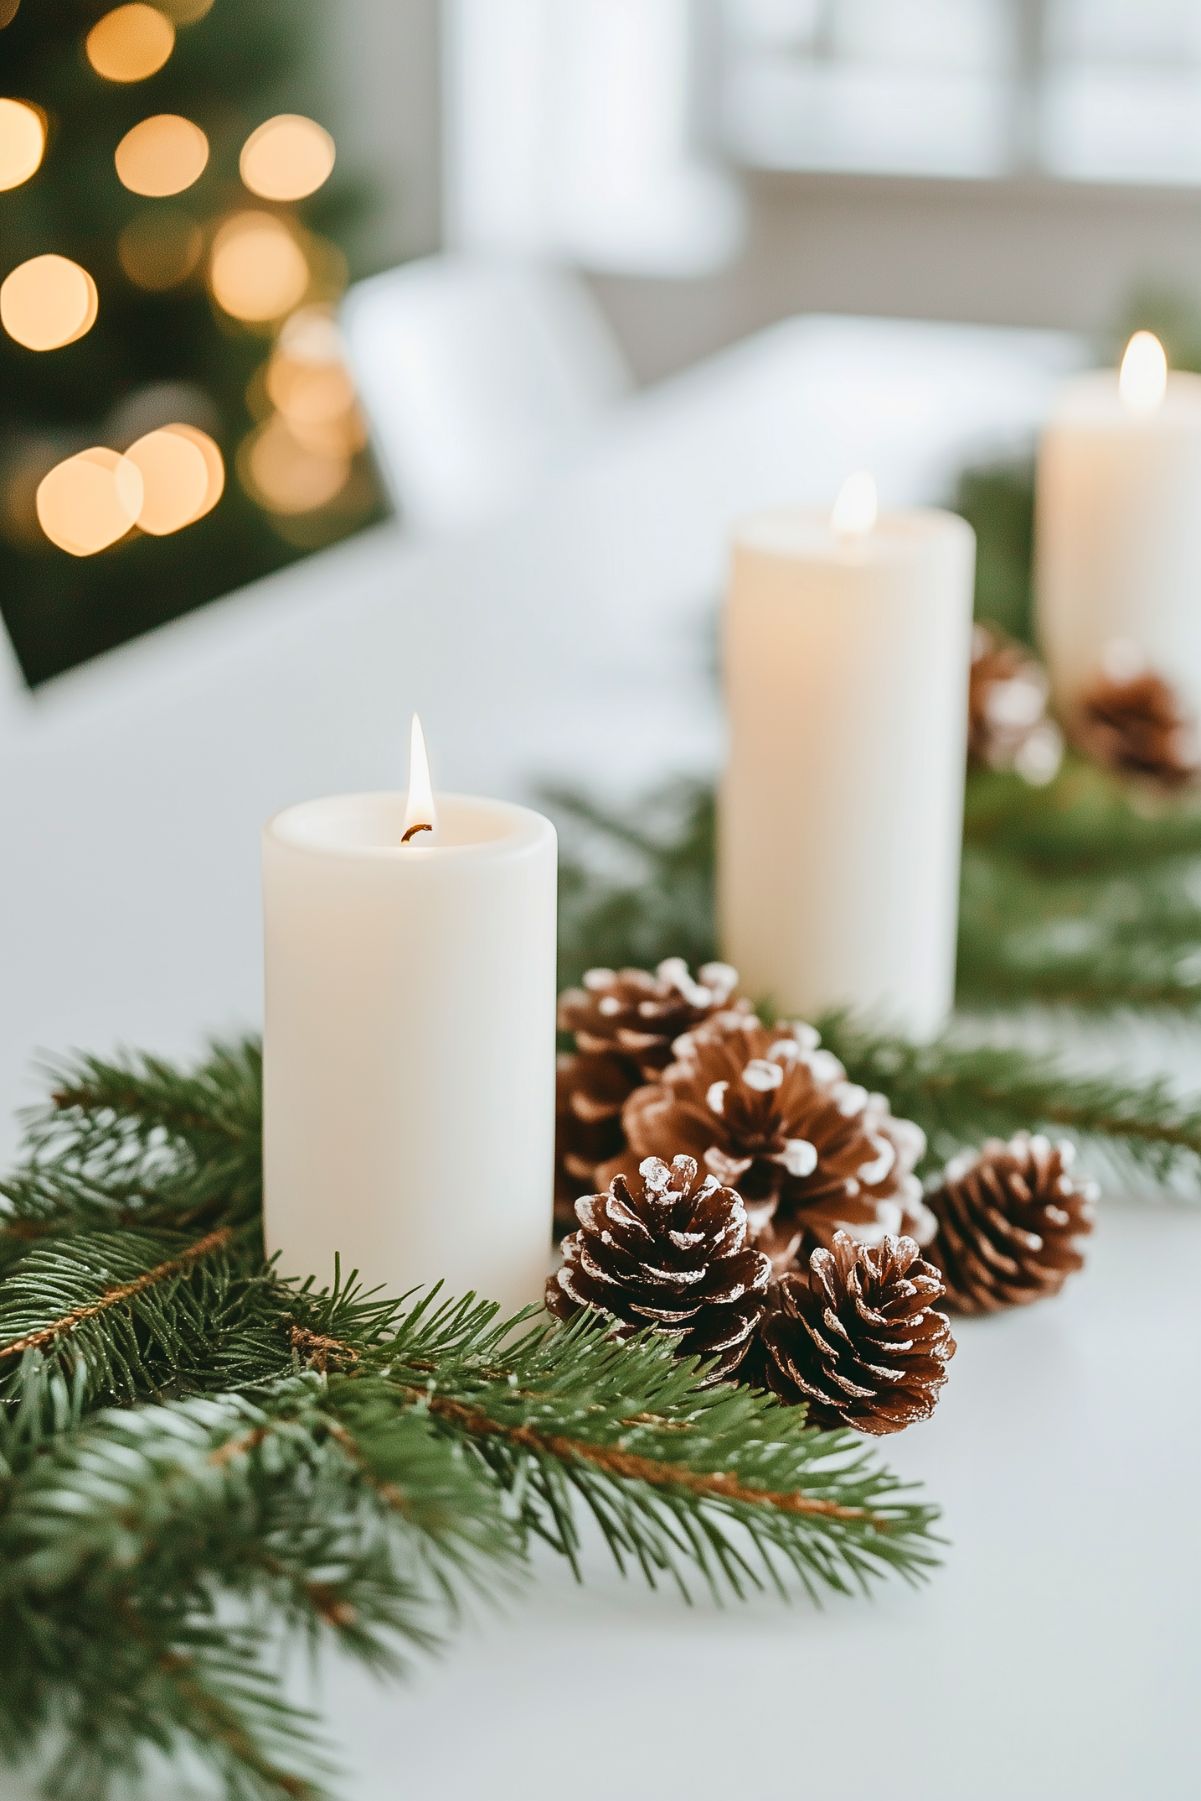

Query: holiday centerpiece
[[4, 311, 1201, 1801]]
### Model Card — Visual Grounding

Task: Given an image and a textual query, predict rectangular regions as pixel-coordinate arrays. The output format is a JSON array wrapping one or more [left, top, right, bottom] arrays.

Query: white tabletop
[[1, 315, 1196, 1801]]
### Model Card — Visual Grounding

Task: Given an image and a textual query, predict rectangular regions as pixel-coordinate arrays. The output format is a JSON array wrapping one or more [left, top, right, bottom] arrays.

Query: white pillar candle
[[1037, 331, 1201, 716], [718, 476, 975, 1041], [263, 720, 558, 1315]]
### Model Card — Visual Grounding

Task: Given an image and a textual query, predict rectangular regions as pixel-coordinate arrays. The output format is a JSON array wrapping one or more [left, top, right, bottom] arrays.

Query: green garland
[[0, 1043, 938, 1801]]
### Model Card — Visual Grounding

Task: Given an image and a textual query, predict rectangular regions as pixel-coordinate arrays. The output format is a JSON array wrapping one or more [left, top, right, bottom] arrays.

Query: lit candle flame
[[831, 470, 878, 538], [1119, 331, 1167, 415], [401, 713, 436, 843]]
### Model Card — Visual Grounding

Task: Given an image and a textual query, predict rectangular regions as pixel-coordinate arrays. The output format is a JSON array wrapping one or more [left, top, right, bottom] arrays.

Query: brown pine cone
[[926, 1133, 1096, 1315], [545, 1154, 771, 1382], [756, 1232, 954, 1434], [555, 1052, 630, 1222], [1073, 660, 1200, 790], [608, 1016, 932, 1271], [555, 960, 749, 1227], [968, 623, 1063, 784]]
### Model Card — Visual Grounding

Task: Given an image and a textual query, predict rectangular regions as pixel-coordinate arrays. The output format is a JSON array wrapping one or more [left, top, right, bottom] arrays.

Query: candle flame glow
[[401, 713, 436, 843], [831, 470, 878, 538], [1119, 331, 1167, 415]]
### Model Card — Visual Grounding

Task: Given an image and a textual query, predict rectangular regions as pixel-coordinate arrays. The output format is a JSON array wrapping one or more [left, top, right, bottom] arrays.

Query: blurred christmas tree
[[0, 0, 386, 686]]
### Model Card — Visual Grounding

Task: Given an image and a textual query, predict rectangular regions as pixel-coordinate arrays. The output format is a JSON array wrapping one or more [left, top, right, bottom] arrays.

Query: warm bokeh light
[[115, 113, 208, 196], [35, 447, 143, 556], [831, 470, 878, 537], [209, 211, 309, 323], [1119, 331, 1168, 415], [266, 307, 361, 451], [1, 255, 98, 351], [0, 0, 22, 27], [239, 114, 335, 202], [118, 209, 203, 290], [157, 0, 213, 21], [0, 99, 45, 191], [85, 5, 176, 83], [124, 423, 223, 534], [240, 414, 350, 514]]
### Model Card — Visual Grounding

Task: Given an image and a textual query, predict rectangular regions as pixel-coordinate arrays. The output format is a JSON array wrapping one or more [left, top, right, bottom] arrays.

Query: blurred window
[[718, 0, 1201, 183]]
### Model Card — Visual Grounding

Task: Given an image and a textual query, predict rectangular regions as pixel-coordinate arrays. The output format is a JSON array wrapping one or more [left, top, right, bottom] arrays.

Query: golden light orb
[[36, 447, 143, 556], [267, 310, 357, 427], [1, 255, 98, 351], [123, 423, 223, 534], [0, 99, 46, 191], [0, 1, 22, 28], [118, 208, 203, 290], [115, 113, 208, 196], [240, 415, 349, 515], [239, 114, 335, 202], [158, 0, 213, 21], [85, 5, 175, 83], [209, 211, 309, 323]]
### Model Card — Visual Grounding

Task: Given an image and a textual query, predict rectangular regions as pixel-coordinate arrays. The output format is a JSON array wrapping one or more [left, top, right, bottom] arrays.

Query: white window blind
[[719, 0, 1201, 184]]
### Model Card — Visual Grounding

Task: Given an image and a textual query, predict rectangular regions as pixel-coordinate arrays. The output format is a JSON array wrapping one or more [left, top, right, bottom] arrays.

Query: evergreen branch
[[0, 1042, 946, 1800], [407, 1383, 875, 1522], [550, 776, 1201, 1022], [310, 1296, 941, 1603], [819, 1014, 1201, 1188], [0, 1225, 233, 1362], [0, 1225, 253, 1403], [963, 759, 1201, 875], [956, 844, 1201, 1015], [0, 1368, 515, 1800]]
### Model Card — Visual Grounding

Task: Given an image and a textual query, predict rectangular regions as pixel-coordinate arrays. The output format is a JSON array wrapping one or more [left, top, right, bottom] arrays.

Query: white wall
[[326, 2, 1201, 382], [322, 0, 442, 270], [590, 171, 1201, 383]]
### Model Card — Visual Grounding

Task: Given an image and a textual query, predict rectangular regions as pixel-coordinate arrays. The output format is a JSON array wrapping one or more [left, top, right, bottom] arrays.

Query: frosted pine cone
[[926, 1133, 1096, 1314], [555, 1053, 630, 1219], [609, 1016, 932, 1271], [545, 1154, 771, 1382], [555, 960, 749, 1225], [1074, 659, 1200, 790], [968, 623, 1063, 784], [757, 1232, 955, 1434]]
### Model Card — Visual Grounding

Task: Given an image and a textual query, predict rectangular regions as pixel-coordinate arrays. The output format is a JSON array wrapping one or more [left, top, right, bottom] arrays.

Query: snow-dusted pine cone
[[545, 1154, 771, 1382], [607, 1016, 932, 1271], [555, 960, 749, 1226], [757, 1232, 955, 1434], [555, 1053, 630, 1220], [968, 623, 1063, 784], [926, 1133, 1096, 1314], [1073, 661, 1200, 790]]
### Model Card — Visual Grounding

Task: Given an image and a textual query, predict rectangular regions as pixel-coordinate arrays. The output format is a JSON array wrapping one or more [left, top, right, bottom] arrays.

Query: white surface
[[263, 793, 557, 1315], [310, 1202, 1199, 1801], [3, 315, 1195, 1801], [721, 504, 974, 1039]]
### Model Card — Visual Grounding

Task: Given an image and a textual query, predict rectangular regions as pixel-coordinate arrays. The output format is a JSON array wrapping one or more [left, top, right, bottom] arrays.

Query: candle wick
[[401, 822, 433, 845]]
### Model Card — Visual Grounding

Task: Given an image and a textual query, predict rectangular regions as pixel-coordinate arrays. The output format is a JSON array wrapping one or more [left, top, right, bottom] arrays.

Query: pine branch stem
[[294, 1324, 884, 1525], [0, 1224, 232, 1361], [403, 1386, 882, 1525]]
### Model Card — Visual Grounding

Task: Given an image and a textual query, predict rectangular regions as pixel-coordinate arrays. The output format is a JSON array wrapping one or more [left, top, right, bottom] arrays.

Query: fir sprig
[[0, 1045, 941, 1801], [817, 1015, 1201, 1189], [549, 774, 1201, 1025], [962, 759, 1201, 876]]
